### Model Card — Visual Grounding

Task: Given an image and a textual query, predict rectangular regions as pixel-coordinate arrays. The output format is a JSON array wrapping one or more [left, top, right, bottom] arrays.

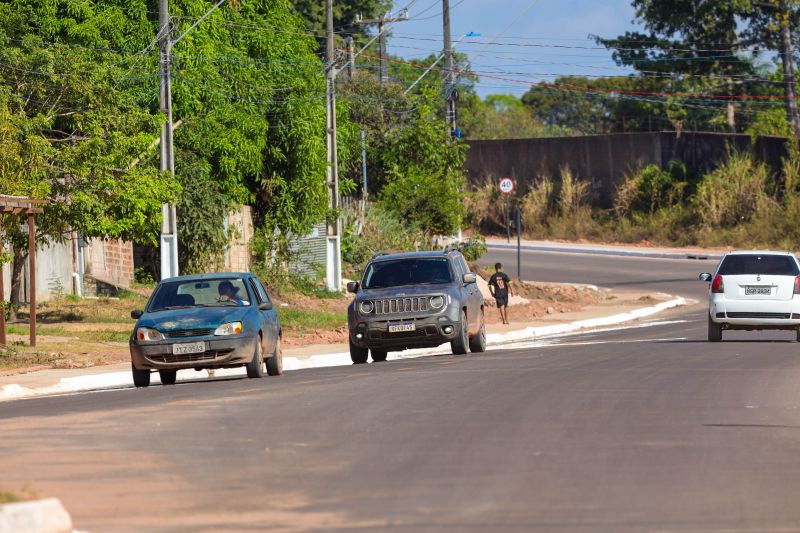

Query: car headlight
[[359, 301, 374, 314], [136, 327, 164, 342], [430, 296, 445, 310], [215, 322, 243, 336]]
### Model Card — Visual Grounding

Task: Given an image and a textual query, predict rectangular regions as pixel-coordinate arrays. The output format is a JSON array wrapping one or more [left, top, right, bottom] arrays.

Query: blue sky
[[383, 0, 643, 97]]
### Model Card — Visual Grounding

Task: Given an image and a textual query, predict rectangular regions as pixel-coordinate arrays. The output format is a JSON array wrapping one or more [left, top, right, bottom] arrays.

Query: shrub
[[556, 166, 589, 216], [695, 151, 776, 227], [520, 176, 554, 232], [460, 233, 488, 262], [463, 175, 508, 233]]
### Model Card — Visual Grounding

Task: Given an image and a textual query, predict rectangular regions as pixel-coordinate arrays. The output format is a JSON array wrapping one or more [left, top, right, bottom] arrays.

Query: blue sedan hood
[[140, 306, 250, 332]]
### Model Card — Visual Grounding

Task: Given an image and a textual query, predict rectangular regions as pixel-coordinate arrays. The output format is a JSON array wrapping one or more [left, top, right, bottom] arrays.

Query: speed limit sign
[[498, 177, 515, 195]]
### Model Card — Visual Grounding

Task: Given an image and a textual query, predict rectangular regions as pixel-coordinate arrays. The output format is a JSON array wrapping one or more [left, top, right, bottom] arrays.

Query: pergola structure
[[0, 195, 46, 348]]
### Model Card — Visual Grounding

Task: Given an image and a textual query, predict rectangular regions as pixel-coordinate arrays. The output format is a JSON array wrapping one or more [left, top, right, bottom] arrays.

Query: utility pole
[[158, 0, 179, 280], [325, 0, 342, 292], [354, 9, 409, 84], [443, 0, 457, 138], [346, 36, 356, 79]]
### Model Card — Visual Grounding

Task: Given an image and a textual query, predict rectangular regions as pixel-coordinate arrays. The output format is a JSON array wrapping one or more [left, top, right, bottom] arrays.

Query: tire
[[158, 369, 177, 385], [246, 337, 266, 378], [469, 309, 487, 353], [350, 340, 369, 364], [451, 310, 469, 355], [132, 363, 151, 388], [796, 328, 800, 342], [371, 350, 388, 362], [266, 336, 283, 376], [708, 316, 722, 342]]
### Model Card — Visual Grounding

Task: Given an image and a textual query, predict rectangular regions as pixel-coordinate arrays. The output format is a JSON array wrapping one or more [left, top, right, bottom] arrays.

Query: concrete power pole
[[158, 0, 179, 280], [355, 10, 409, 84], [443, 0, 457, 138], [347, 36, 356, 79], [325, 0, 342, 292]]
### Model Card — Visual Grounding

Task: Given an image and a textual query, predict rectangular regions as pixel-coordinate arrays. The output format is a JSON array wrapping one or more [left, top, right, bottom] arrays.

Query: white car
[[700, 250, 800, 342]]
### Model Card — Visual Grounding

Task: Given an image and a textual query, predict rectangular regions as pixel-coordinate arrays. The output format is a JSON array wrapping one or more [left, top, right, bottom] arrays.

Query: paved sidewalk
[[0, 287, 690, 402], [487, 237, 727, 261]]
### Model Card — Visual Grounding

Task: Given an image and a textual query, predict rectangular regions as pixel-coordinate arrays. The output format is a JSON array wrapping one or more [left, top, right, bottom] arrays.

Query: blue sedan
[[129, 273, 282, 387]]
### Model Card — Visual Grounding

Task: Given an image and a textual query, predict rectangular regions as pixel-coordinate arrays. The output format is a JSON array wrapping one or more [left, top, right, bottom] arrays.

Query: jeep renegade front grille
[[375, 297, 429, 315]]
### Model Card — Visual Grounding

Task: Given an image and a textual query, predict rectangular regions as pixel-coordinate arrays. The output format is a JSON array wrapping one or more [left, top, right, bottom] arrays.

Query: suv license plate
[[388, 322, 415, 333], [745, 286, 771, 296], [172, 341, 205, 355]]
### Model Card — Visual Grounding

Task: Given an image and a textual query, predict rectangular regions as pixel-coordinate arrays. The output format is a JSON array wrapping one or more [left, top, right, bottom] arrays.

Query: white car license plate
[[745, 286, 772, 296], [172, 341, 205, 355], [388, 322, 415, 333]]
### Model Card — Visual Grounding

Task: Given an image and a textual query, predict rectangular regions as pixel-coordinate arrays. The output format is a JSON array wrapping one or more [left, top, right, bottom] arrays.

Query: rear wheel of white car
[[350, 341, 368, 364], [158, 369, 177, 385], [371, 350, 388, 362], [708, 316, 722, 342], [132, 363, 151, 388], [266, 336, 283, 376], [796, 329, 800, 342], [246, 337, 266, 378], [451, 311, 469, 355]]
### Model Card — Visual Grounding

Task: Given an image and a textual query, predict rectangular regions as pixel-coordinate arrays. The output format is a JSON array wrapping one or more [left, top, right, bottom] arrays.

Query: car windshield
[[717, 254, 799, 276], [148, 278, 251, 312], [363, 258, 453, 289]]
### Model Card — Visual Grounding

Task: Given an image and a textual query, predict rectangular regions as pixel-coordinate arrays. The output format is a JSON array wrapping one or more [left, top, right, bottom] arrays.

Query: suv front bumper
[[350, 315, 462, 350]]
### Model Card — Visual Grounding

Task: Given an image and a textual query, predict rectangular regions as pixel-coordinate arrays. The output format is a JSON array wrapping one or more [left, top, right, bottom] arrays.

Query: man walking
[[488, 262, 514, 325]]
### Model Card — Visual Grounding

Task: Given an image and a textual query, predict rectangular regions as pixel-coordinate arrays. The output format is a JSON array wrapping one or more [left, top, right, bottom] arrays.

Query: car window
[[456, 256, 469, 275], [253, 278, 272, 303], [717, 254, 800, 276], [363, 258, 454, 289], [149, 278, 252, 311], [248, 279, 264, 304]]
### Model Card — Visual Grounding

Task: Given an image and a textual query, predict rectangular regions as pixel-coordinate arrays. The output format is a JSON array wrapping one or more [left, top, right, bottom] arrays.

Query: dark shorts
[[495, 294, 509, 308]]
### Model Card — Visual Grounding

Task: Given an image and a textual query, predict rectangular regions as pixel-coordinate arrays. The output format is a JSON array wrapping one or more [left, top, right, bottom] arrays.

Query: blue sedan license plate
[[172, 341, 205, 355], [388, 322, 415, 333]]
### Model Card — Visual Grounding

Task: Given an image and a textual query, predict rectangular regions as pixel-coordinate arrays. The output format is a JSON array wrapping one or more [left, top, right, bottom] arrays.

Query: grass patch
[[0, 487, 38, 504], [277, 307, 347, 333], [18, 295, 147, 325]]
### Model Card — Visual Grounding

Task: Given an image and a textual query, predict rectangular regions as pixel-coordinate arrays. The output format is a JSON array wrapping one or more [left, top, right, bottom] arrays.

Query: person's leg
[[502, 304, 509, 324]]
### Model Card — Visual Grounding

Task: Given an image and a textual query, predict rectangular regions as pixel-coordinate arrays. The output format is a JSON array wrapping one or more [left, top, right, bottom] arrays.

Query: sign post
[[498, 177, 515, 243]]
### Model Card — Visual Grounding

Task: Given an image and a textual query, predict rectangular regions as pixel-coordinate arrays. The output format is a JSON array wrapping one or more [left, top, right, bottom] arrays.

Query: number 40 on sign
[[498, 177, 515, 195]]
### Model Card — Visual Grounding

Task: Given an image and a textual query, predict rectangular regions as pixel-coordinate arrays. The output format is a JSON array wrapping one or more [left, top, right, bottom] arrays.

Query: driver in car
[[217, 280, 245, 305]]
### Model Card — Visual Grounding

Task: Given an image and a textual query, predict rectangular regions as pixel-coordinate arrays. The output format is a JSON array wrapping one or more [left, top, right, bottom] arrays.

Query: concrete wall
[[84, 238, 133, 288], [464, 132, 789, 207]]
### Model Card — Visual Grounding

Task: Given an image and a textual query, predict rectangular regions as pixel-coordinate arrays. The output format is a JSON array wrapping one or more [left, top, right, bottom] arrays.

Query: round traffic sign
[[499, 177, 515, 195]]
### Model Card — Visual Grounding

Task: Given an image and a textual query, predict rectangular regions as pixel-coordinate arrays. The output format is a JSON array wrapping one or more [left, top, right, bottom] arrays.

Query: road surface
[[2, 248, 799, 532]]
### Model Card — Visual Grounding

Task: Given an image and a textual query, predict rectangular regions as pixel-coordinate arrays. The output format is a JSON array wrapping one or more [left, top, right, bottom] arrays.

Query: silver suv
[[346, 249, 487, 364]]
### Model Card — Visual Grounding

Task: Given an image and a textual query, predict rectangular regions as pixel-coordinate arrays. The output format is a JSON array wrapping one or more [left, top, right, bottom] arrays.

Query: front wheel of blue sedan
[[132, 363, 150, 388], [246, 337, 266, 378], [266, 336, 283, 376]]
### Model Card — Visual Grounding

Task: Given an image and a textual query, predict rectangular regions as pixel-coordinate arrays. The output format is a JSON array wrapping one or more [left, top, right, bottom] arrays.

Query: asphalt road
[[2, 248, 800, 532]]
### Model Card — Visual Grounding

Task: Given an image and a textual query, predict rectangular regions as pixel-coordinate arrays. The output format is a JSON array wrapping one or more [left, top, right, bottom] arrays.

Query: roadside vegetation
[[469, 142, 800, 252]]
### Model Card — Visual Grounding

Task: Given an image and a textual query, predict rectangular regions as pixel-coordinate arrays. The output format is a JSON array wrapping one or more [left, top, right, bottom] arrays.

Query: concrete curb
[[488, 242, 722, 261], [0, 296, 688, 403], [0, 498, 73, 533]]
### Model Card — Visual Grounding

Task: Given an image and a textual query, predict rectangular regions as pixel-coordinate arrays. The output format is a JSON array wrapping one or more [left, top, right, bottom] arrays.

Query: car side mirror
[[258, 302, 273, 311], [347, 281, 360, 293], [131, 309, 143, 320], [699, 273, 712, 282], [463, 273, 477, 285]]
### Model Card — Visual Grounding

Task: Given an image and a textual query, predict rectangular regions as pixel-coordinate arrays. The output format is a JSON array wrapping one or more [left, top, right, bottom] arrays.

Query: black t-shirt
[[489, 272, 511, 297]]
